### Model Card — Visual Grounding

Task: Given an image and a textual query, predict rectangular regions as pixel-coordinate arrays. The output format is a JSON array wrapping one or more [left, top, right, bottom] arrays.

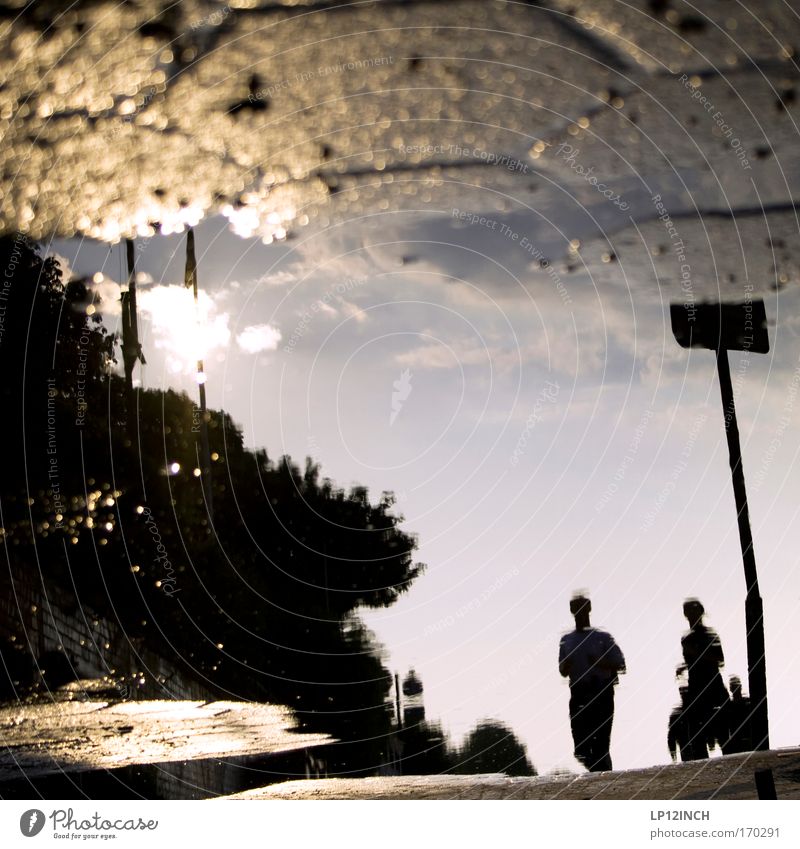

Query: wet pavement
[[225, 747, 800, 800], [2, 1, 799, 300], [3, 3, 800, 795], [0, 685, 329, 781]]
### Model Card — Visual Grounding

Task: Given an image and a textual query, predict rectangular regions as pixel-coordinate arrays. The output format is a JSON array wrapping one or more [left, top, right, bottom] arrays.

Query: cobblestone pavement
[[0, 688, 329, 781], [225, 748, 800, 800]]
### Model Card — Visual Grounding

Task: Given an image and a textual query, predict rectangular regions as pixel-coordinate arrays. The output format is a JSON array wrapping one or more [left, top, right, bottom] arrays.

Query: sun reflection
[[138, 285, 230, 375]]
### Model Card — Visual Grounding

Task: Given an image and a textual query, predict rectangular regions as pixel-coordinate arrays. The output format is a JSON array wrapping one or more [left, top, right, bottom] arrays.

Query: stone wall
[[0, 568, 321, 798], [0, 566, 212, 701]]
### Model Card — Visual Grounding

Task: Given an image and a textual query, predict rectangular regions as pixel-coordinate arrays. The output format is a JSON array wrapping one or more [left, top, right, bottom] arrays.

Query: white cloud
[[340, 299, 368, 323], [255, 268, 305, 287], [397, 339, 492, 370], [237, 323, 282, 353]]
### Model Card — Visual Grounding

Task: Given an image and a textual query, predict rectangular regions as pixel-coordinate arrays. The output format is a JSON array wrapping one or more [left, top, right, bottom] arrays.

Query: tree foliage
[[451, 719, 536, 776], [0, 235, 424, 774]]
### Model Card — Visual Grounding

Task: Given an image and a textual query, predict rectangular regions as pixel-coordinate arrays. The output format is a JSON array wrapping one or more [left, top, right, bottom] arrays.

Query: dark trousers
[[685, 676, 730, 755], [569, 683, 615, 772]]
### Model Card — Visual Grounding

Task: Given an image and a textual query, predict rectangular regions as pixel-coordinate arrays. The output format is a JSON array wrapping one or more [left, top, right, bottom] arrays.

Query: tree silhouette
[[452, 719, 536, 776], [399, 720, 453, 775], [0, 235, 424, 775]]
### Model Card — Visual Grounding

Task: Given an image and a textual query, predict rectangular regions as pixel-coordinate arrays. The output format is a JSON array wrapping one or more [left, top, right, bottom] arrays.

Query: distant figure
[[667, 684, 709, 762], [558, 593, 626, 772], [721, 675, 754, 755], [677, 599, 730, 754]]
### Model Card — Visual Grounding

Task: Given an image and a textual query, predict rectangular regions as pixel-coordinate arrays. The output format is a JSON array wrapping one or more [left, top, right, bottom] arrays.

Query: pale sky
[[51, 204, 800, 775]]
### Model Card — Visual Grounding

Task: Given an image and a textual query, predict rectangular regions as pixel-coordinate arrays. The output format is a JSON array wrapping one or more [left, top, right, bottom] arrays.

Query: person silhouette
[[677, 598, 730, 755], [721, 675, 754, 755], [558, 593, 626, 772], [667, 683, 709, 762]]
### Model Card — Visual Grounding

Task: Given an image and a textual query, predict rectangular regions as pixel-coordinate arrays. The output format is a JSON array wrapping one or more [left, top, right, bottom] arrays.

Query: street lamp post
[[184, 228, 214, 523], [670, 299, 770, 751], [120, 238, 146, 441]]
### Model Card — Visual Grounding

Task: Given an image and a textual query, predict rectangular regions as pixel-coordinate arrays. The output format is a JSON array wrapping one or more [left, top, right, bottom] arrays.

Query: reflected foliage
[[451, 719, 536, 777], [400, 720, 453, 775], [0, 236, 423, 775], [398, 716, 536, 777]]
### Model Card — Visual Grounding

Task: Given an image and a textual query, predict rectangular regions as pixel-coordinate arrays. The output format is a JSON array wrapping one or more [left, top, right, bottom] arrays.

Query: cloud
[[237, 323, 282, 353], [254, 268, 306, 287], [396, 339, 492, 370], [339, 299, 368, 323]]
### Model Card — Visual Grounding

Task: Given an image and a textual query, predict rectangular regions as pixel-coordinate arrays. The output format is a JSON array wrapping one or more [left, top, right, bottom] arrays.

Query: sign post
[[670, 300, 770, 751]]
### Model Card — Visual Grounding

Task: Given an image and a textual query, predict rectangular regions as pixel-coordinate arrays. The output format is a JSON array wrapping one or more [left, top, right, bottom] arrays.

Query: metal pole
[[122, 239, 145, 438], [395, 672, 402, 729], [186, 229, 214, 522], [124, 239, 136, 394], [394, 672, 403, 775], [716, 348, 769, 750], [197, 363, 214, 521]]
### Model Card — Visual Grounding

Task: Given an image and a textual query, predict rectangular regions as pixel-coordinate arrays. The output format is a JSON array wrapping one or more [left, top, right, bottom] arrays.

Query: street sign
[[670, 297, 771, 751], [670, 300, 769, 354]]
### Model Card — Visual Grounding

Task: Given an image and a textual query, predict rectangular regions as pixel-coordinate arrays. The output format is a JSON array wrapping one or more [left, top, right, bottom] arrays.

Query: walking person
[[721, 675, 754, 755], [668, 683, 709, 762], [677, 598, 730, 755], [558, 593, 626, 772]]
